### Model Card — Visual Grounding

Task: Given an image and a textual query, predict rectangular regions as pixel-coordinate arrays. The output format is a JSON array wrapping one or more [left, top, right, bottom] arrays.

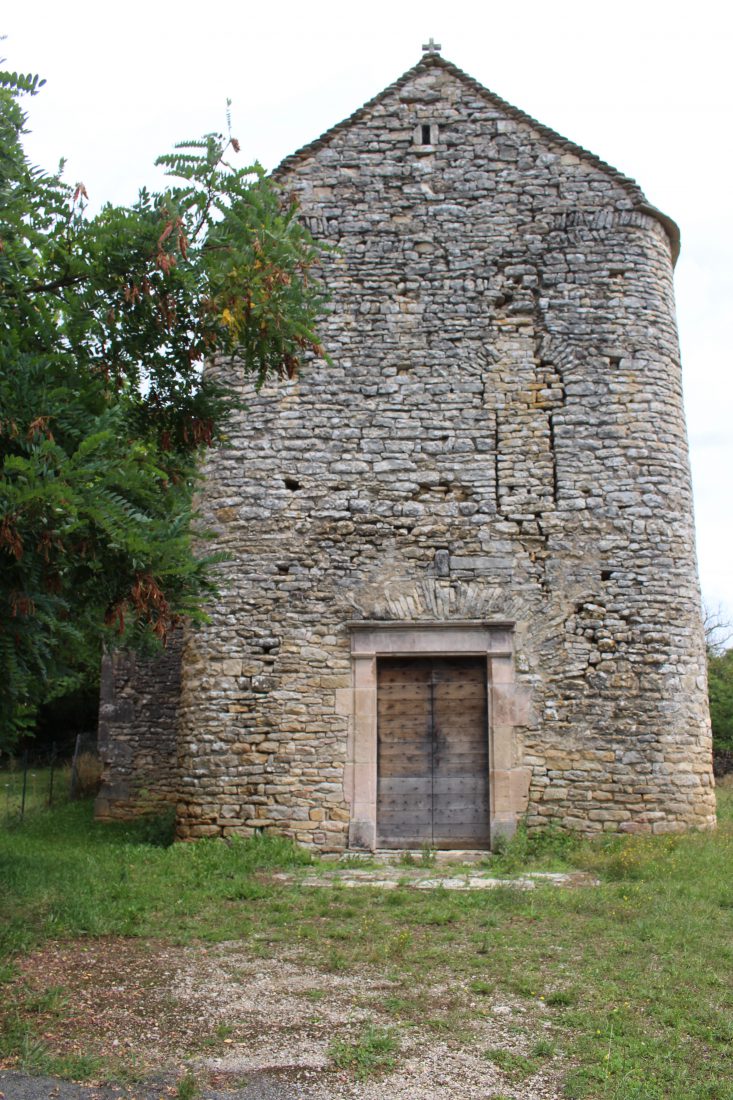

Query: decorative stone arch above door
[[345, 621, 532, 851]]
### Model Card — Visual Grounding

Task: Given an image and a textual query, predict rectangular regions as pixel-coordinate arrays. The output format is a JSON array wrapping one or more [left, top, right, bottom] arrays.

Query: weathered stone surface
[[96, 53, 715, 849], [95, 637, 181, 820]]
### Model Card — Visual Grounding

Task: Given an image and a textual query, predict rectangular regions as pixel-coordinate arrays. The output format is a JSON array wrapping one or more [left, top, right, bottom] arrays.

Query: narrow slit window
[[421, 123, 432, 145]]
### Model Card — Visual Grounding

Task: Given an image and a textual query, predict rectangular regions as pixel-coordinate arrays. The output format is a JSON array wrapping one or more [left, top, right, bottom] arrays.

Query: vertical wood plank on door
[[432, 657, 490, 848], [376, 656, 489, 849], [377, 659, 433, 847]]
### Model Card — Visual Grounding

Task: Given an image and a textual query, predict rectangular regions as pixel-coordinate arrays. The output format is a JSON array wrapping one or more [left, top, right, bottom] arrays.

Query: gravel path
[[1, 935, 567, 1099]]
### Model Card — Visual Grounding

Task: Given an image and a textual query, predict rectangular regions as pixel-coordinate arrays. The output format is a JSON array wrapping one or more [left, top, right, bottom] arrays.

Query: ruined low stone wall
[[95, 637, 182, 820]]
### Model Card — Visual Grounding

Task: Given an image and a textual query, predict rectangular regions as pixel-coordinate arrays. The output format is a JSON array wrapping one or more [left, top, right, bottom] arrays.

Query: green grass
[[485, 1046, 540, 1081], [0, 996, 104, 1082], [1, 785, 732, 1098], [175, 1069, 201, 1099], [328, 1024, 398, 1079]]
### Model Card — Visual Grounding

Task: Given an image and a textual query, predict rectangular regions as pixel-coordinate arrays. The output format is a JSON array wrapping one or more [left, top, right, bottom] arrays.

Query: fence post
[[20, 750, 28, 821], [48, 742, 57, 807], [69, 734, 82, 801]]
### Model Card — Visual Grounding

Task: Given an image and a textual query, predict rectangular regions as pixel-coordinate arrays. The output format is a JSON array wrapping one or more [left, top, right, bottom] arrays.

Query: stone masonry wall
[[101, 55, 716, 846], [95, 637, 182, 819]]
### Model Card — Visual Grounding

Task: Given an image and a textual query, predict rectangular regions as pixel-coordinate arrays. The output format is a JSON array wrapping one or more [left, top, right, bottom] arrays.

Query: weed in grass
[[420, 1003, 474, 1041], [333, 904, 360, 919], [531, 1037, 556, 1058], [304, 988, 327, 1002], [339, 856, 378, 870], [0, 1008, 32, 1062], [1, 1012, 103, 1082], [484, 1048, 537, 1081], [224, 881, 268, 901], [481, 885, 526, 912], [385, 929, 412, 959], [545, 988, 577, 1007], [422, 906, 456, 926], [23, 985, 68, 1015], [489, 821, 583, 874], [559, 1009, 592, 1031], [41, 1051, 105, 1081], [507, 975, 540, 999], [329, 1025, 397, 1080], [469, 978, 492, 996], [425, 1016, 451, 1033], [326, 948, 348, 972], [327, 926, 354, 943], [365, 928, 411, 963], [176, 1069, 200, 1099]]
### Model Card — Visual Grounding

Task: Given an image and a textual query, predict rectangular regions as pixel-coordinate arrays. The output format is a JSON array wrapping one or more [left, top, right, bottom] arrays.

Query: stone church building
[[96, 49, 716, 851]]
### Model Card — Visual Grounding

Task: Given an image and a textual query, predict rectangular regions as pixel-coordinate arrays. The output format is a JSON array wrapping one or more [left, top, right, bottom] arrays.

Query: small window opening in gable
[[601, 569, 613, 582], [414, 122, 437, 147]]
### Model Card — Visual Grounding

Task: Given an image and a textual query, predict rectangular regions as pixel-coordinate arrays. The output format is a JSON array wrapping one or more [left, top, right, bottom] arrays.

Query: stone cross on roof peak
[[422, 37, 442, 55]]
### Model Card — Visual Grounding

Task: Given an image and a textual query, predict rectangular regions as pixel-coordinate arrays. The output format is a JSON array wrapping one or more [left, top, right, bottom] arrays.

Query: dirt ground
[[0, 935, 568, 1100]]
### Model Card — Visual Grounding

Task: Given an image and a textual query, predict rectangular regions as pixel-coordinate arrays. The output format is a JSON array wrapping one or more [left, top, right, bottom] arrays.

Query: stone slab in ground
[[271, 868, 599, 890]]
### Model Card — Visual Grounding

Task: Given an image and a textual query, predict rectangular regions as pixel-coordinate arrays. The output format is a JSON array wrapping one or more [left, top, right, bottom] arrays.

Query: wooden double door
[[376, 656, 490, 849]]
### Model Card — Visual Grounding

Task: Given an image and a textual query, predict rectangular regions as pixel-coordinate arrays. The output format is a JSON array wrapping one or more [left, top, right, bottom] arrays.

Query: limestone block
[[219, 659, 243, 677], [542, 786, 569, 802], [510, 767, 532, 814], [491, 725, 515, 771]]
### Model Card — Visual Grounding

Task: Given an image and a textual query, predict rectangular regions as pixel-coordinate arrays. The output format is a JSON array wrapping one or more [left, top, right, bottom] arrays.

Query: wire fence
[[1, 734, 100, 824]]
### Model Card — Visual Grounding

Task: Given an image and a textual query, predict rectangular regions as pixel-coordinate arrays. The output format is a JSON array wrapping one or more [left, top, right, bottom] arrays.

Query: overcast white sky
[[5, 0, 732, 623]]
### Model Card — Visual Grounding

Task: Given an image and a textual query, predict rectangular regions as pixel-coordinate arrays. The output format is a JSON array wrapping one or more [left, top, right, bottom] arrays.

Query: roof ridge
[[274, 54, 679, 263]]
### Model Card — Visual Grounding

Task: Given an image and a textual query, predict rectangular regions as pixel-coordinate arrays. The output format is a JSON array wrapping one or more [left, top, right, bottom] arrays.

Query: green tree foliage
[[0, 69, 327, 745], [703, 604, 733, 758], [708, 648, 733, 755]]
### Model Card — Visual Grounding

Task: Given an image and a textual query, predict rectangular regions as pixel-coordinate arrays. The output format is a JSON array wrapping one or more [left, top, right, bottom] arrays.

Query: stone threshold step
[[342, 848, 490, 865]]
